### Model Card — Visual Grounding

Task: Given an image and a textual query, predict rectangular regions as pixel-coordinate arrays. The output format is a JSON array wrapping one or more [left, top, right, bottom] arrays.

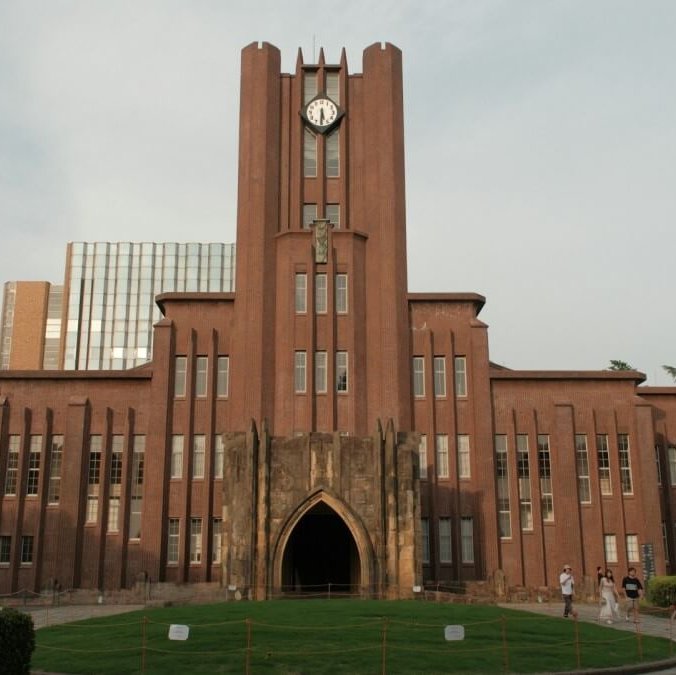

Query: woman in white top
[[599, 569, 620, 624]]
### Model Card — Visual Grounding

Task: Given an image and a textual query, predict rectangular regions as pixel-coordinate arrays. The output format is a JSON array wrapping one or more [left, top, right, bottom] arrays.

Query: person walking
[[560, 564, 575, 618], [599, 569, 620, 624], [621, 567, 644, 622]]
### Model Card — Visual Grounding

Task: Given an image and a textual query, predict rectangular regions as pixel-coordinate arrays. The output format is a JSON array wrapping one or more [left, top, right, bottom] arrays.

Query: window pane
[[418, 435, 428, 480], [436, 435, 449, 478], [335, 274, 348, 314], [495, 435, 511, 538], [167, 518, 180, 564], [461, 517, 474, 564], [434, 357, 446, 397], [190, 518, 202, 563], [597, 434, 612, 495], [304, 129, 317, 178], [303, 203, 317, 229], [295, 351, 307, 393], [439, 518, 452, 563], [315, 351, 327, 393], [174, 356, 187, 397], [325, 71, 339, 104], [421, 519, 430, 564], [171, 435, 184, 479], [315, 274, 327, 313], [457, 435, 470, 479], [412, 357, 425, 398], [193, 435, 206, 479], [326, 129, 339, 177], [217, 356, 229, 397], [212, 518, 222, 564], [575, 434, 591, 503], [454, 356, 467, 397], [213, 435, 224, 480], [336, 351, 348, 392], [538, 434, 554, 522], [326, 204, 340, 228], [295, 274, 307, 313], [195, 356, 208, 398]]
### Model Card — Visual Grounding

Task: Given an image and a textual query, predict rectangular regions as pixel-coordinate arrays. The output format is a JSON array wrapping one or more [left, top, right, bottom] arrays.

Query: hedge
[[0, 607, 36, 675], [646, 575, 676, 607]]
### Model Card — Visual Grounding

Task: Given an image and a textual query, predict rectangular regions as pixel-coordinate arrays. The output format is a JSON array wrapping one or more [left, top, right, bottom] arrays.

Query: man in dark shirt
[[621, 567, 644, 622]]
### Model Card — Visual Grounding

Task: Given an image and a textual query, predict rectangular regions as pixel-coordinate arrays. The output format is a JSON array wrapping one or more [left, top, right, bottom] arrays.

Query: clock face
[[305, 98, 339, 130]]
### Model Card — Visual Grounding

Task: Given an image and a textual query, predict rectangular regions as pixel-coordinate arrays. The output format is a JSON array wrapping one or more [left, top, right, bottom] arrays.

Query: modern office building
[[0, 242, 235, 371], [0, 42, 675, 600]]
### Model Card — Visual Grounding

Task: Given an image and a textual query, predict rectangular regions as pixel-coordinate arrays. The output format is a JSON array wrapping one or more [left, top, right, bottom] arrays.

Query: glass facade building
[[64, 242, 235, 370]]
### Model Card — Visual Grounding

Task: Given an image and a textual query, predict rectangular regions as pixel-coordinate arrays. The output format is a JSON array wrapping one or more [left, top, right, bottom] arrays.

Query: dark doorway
[[281, 502, 360, 593]]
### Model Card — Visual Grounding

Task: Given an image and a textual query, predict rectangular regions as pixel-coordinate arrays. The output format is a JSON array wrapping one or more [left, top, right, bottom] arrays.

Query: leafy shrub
[[646, 575, 676, 607], [0, 607, 35, 675]]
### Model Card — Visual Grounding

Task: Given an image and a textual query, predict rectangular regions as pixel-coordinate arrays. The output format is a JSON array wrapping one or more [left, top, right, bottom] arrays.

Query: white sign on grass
[[168, 624, 190, 641], [444, 625, 465, 641]]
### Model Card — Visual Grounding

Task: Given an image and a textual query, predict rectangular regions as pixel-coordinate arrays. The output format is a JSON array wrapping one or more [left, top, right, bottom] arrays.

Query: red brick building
[[1, 42, 674, 599]]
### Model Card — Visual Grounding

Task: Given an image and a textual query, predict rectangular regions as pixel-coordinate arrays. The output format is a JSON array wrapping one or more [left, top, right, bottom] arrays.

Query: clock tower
[[230, 41, 412, 437], [223, 42, 421, 599]]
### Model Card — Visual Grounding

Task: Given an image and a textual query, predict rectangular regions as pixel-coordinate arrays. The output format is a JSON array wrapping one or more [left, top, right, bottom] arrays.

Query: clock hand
[[319, 107, 325, 125]]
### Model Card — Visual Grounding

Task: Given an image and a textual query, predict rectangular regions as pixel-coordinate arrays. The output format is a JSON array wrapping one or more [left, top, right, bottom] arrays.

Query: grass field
[[32, 599, 674, 674]]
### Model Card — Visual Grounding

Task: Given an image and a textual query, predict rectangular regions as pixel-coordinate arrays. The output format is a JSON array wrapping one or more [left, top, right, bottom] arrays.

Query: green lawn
[[32, 600, 674, 674]]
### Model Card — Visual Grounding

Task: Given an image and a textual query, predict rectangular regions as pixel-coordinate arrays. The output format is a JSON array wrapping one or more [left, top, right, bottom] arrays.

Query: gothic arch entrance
[[273, 492, 374, 595]]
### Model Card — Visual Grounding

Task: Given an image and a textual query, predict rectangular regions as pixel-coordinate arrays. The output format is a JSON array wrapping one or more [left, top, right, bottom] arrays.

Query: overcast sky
[[1, 1, 675, 383]]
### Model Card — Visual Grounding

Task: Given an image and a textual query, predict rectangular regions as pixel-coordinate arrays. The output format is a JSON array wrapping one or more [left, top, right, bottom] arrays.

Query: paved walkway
[[24, 602, 145, 630]]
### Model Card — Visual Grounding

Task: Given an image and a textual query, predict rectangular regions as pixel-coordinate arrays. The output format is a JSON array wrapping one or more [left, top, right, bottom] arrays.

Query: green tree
[[607, 360, 633, 371], [663, 365, 676, 382]]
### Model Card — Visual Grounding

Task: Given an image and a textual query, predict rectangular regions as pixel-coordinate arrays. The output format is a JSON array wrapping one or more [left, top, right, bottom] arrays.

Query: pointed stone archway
[[272, 489, 375, 596]]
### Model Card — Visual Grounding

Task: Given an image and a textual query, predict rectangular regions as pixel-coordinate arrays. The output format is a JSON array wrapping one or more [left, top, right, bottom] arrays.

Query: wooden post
[[574, 614, 581, 670], [245, 617, 252, 675], [381, 616, 389, 675], [140, 616, 147, 675], [501, 615, 509, 673]]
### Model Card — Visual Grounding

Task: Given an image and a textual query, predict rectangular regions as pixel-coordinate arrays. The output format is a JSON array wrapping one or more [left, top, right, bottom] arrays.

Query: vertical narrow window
[[195, 356, 208, 398], [171, 435, 184, 479], [412, 357, 425, 398], [213, 434, 224, 480], [457, 435, 470, 479], [86, 435, 102, 523], [336, 351, 348, 392], [669, 446, 676, 486], [454, 356, 467, 397], [4, 435, 20, 495], [597, 434, 612, 495], [294, 351, 307, 393], [325, 71, 339, 104], [216, 356, 229, 397], [421, 518, 430, 564], [433, 357, 446, 397], [304, 129, 317, 178], [335, 274, 348, 314], [439, 518, 452, 563], [128, 435, 145, 540], [192, 435, 205, 479], [174, 356, 187, 397], [618, 434, 633, 494], [538, 434, 554, 522], [326, 129, 340, 177], [418, 435, 428, 480], [190, 518, 202, 563], [517, 434, 532, 530], [167, 518, 180, 564], [326, 204, 340, 228], [212, 518, 222, 564], [575, 434, 591, 503], [604, 534, 618, 563], [461, 517, 475, 564], [0, 536, 10, 564], [47, 435, 64, 504], [26, 435, 42, 496], [303, 71, 317, 105], [20, 536, 33, 564], [303, 203, 317, 229], [108, 435, 123, 533], [295, 273, 307, 313], [495, 435, 511, 538], [626, 534, 639, 563], [655, 445, 663, 485], [315, 351, 327, 393], [315, 274, 327, 313], [436, 434, 449, 478]]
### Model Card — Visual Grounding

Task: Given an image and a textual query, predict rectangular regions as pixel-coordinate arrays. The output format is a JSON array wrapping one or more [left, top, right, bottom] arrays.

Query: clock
[[301, 95, 343, 134]]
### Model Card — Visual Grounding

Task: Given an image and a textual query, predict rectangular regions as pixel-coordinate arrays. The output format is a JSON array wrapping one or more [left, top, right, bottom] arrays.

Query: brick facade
[[0, 42, 674, 599]]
